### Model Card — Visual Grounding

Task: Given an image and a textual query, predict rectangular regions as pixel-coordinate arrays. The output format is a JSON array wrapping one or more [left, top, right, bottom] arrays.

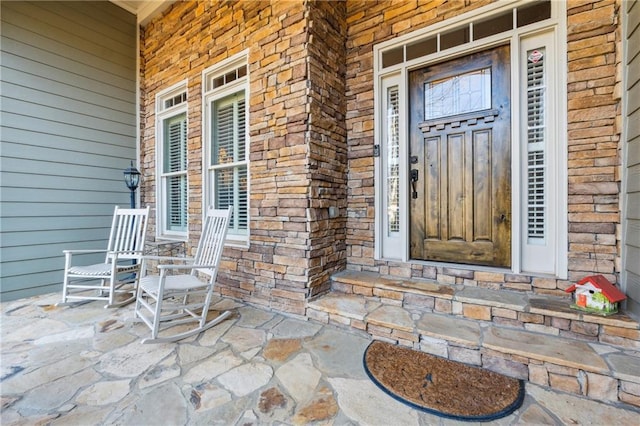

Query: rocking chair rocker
[[134, 207, 232, 344], [59, 206, 150, 308]]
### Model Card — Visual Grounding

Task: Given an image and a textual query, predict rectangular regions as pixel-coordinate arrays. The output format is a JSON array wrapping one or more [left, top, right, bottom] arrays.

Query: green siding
[[623, 0, 640, 319], [0, 1, 138, 301]]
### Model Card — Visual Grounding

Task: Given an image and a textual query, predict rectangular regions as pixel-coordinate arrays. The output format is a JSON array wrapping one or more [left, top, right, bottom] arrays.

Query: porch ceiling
[[109, 0, 175, 25]]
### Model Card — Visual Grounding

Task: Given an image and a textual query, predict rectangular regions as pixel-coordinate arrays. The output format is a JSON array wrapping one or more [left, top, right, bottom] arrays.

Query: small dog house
[[565, 275, 626, 315]]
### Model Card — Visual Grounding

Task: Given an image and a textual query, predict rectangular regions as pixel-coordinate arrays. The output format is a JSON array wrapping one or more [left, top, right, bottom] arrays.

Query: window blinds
[[387, 86, 400, 234], [526, 48, 546, 240], [164, 115, 187, 232], [212, 94, 247, 234]]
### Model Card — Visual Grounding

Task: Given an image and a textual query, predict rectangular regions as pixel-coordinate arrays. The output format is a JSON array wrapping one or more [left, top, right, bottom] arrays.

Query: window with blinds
[[162, 113, 188, 233], [156, 82, 188, 238], [203, 53, 250, 243], [526, 48, 546, 242], [211, 92, 247, 235], [386, 86, 400, 234]]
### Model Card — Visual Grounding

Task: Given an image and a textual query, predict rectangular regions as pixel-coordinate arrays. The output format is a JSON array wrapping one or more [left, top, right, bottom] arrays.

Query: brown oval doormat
[[363, 340, 524, 422]]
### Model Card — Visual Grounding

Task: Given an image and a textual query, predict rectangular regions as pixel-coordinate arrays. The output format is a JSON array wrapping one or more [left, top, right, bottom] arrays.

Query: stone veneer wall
[[565, 1, 622, 282], [140, 0, 624, 314], [305, 1, 348, 297], [344, 0, 623, 297], [140, 0, 347, 315]]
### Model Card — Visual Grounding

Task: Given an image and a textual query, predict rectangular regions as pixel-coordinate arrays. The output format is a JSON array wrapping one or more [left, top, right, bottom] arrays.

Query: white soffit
[[110, 0, 175, 26]]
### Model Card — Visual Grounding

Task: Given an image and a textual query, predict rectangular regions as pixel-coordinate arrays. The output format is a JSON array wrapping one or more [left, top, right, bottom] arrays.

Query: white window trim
[[375, 73, 408, 260], [373, 0, 568, 279], [202, 50, 250, 247], [517, 30, 567, 277], [156, 80, 188, 241]]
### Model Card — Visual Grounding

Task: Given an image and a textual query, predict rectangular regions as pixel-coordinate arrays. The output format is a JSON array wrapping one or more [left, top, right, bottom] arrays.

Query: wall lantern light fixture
[[123, 161, 141, 208]]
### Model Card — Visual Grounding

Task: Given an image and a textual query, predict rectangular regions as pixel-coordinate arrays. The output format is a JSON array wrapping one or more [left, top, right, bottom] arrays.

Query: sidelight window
[[519, 31, 563, 276], [525, 48, 546, 242], [386, 86, 401, 234]]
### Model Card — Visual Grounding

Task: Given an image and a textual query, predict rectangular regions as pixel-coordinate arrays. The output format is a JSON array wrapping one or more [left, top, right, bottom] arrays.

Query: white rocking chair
[[134, 207, 232, 344], [59, 206, 150, 308]]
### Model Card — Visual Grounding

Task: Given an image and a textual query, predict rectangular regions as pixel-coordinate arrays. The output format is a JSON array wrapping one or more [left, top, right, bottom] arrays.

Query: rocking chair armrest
[[106, 250, 145, 259], [142, 255, 194, 263], [63, 249, 108, 255], [157, 264, 218, 271]]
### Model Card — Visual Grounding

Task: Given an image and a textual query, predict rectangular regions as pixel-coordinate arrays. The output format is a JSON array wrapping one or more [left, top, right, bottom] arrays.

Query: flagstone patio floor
[[2, 292, 640, 425]]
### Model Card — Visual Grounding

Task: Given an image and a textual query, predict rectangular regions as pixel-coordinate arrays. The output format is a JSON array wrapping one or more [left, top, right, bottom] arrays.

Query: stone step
[[329, 270, 640, 350], [305, 272, 640, 409]]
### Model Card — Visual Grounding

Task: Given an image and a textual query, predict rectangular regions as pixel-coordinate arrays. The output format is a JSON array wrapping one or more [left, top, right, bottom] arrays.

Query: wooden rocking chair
[[59, 206, 150, 308], [134, 207, 232, 344]]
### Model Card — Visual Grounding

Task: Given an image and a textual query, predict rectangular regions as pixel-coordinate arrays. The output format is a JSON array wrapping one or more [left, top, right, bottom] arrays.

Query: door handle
[[411, 169, 419, 199]]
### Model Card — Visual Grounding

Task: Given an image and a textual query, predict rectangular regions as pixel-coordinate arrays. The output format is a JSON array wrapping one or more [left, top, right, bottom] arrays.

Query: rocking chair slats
[[134, 207, 232, 344], [59, 206, 150, 308]]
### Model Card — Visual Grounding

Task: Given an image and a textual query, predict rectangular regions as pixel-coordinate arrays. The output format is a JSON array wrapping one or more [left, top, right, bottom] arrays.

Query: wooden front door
[[409, 45, 511, 267]]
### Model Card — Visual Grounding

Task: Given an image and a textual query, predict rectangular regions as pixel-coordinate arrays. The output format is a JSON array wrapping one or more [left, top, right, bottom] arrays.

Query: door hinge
[[373, 145, 380, 157]]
